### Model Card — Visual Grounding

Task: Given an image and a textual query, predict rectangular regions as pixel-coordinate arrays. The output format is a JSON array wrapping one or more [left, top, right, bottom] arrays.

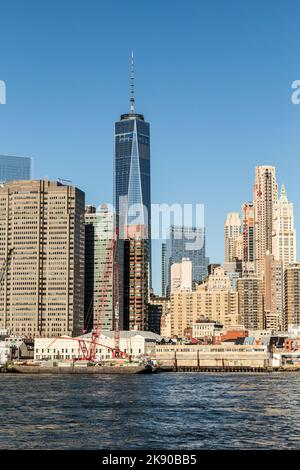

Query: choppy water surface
[[0, 373, 299, 449]]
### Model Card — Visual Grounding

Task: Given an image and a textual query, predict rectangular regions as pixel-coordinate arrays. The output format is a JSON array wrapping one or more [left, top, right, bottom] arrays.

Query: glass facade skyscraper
[[166, 226, 209, 293], [114, 114, 151, 233], [84, 205, 114, 332], [0, 155, 32, 183], [114, 54, 151, 330]]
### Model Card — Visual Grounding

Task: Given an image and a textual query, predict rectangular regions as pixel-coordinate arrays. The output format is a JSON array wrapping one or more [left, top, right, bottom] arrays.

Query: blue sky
[[0, 0, 300, 293]]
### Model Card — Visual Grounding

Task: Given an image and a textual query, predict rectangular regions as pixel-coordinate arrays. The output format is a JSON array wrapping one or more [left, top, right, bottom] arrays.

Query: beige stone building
[[0, 180, 85, 338], [151, 297, 171, 337], [224, 212, 242, 263], [170, 267, 239, 337]]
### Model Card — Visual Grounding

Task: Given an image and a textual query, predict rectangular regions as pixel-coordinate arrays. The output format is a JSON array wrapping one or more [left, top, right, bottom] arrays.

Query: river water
[[0, 372, 299, 449]]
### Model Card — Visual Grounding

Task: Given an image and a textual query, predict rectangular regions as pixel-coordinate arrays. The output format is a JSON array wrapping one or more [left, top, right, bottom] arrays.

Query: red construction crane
[[78, 227, 126, 361], [112, 255, 122, 358], [44, 227, 127, 362]]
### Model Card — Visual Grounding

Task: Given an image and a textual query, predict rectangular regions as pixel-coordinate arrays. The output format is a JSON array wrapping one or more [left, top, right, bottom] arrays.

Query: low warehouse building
[[34, 331, 161, 362], [156, 343, 269, 368], [0, 336, 34, 365]]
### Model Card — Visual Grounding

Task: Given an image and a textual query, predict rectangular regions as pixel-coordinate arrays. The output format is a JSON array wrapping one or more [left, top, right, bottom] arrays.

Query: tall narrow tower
[[114, 54, 151, 330], [253, 166, 278, 277], [242, 201, 255, 274], [273, 184, 296, 268], [114, 53, 151, 233], [224, 212, 242, 263]]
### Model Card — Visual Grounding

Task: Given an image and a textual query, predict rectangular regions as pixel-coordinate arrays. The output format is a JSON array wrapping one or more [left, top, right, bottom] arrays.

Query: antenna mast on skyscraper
[[130, 51, 135, 113]]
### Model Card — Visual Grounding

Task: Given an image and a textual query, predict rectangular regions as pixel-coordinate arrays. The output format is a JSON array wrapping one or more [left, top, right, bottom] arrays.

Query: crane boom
[[80, 227, 126, 362]]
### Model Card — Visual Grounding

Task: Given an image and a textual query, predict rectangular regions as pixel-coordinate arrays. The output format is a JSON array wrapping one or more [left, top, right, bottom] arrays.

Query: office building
[[114, 54, 151, 329], [84, 205, 114, 331], [237, 275, 264, 330], [0, 155, 32, 183], [264, 252, 279, 330], [166, 225, 209, 293], [0, 180, 85, 337], [284, 263, 300, 329]]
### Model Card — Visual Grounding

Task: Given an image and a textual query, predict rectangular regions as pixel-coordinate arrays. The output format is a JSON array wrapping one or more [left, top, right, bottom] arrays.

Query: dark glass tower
[[114, 54, 151, 329], [114, 55, 151, 234]]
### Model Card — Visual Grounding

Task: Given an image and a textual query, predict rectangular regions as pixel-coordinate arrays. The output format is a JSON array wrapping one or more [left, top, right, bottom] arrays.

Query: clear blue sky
[[0, 0, 300, 294]]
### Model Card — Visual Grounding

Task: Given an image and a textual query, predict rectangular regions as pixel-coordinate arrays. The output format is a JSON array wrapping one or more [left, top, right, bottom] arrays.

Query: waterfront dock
[[158, 364, 300, 373], [2, 364, 153, 374]]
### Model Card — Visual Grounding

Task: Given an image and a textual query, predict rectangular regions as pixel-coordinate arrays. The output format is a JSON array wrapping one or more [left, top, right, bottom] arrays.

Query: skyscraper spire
[[280, 184, 288, 202], [130, 51, 135, 114]]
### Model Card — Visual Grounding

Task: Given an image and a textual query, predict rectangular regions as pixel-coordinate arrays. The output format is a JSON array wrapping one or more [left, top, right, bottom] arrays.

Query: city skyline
[[0, 1, 300, 294], [1, 2, 300, 457]]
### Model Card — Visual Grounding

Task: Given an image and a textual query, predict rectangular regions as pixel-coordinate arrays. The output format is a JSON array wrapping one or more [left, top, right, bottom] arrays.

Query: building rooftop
[[80, 330, 162, 341]]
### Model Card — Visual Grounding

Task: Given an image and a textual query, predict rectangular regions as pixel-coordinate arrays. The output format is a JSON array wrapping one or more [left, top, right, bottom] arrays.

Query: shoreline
[[1, 364, 300, 374], [0, 365, 154, 375]]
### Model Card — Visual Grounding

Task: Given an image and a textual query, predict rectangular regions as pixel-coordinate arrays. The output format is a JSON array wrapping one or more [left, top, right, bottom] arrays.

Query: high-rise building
[[275, 259, 284, 331], [84, 205, 114, 332], [114, 54, 151, 329], [224, 212, 242, 263], [253, 166, 278, 277], [242, 201, 255, 274], [170, 258, 192, 294], [161, 242, 167, 297], [273, 185, 296, 268], [123, 225, 149, 331], [284, 263, 300, 329], [0, 180, 85, 337], [114, 54, 151, 244], [166, 225, 209, 293], [237, 275, 264, 330], [0, 155, 32, 183], [264, 251, 279, 330]]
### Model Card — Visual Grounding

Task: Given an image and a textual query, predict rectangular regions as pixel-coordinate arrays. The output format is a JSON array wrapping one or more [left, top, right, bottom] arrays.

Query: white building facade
[[170, 258, 192, 294], [273, 185, 296, 268], [34, 331, 161, 362]]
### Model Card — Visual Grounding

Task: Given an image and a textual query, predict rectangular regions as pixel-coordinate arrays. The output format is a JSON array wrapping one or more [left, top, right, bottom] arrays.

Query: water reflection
[[0, 373, 299, 449]]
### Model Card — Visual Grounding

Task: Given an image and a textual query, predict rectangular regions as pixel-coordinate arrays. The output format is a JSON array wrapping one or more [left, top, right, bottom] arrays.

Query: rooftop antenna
[[130, 51, 135, 114]]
